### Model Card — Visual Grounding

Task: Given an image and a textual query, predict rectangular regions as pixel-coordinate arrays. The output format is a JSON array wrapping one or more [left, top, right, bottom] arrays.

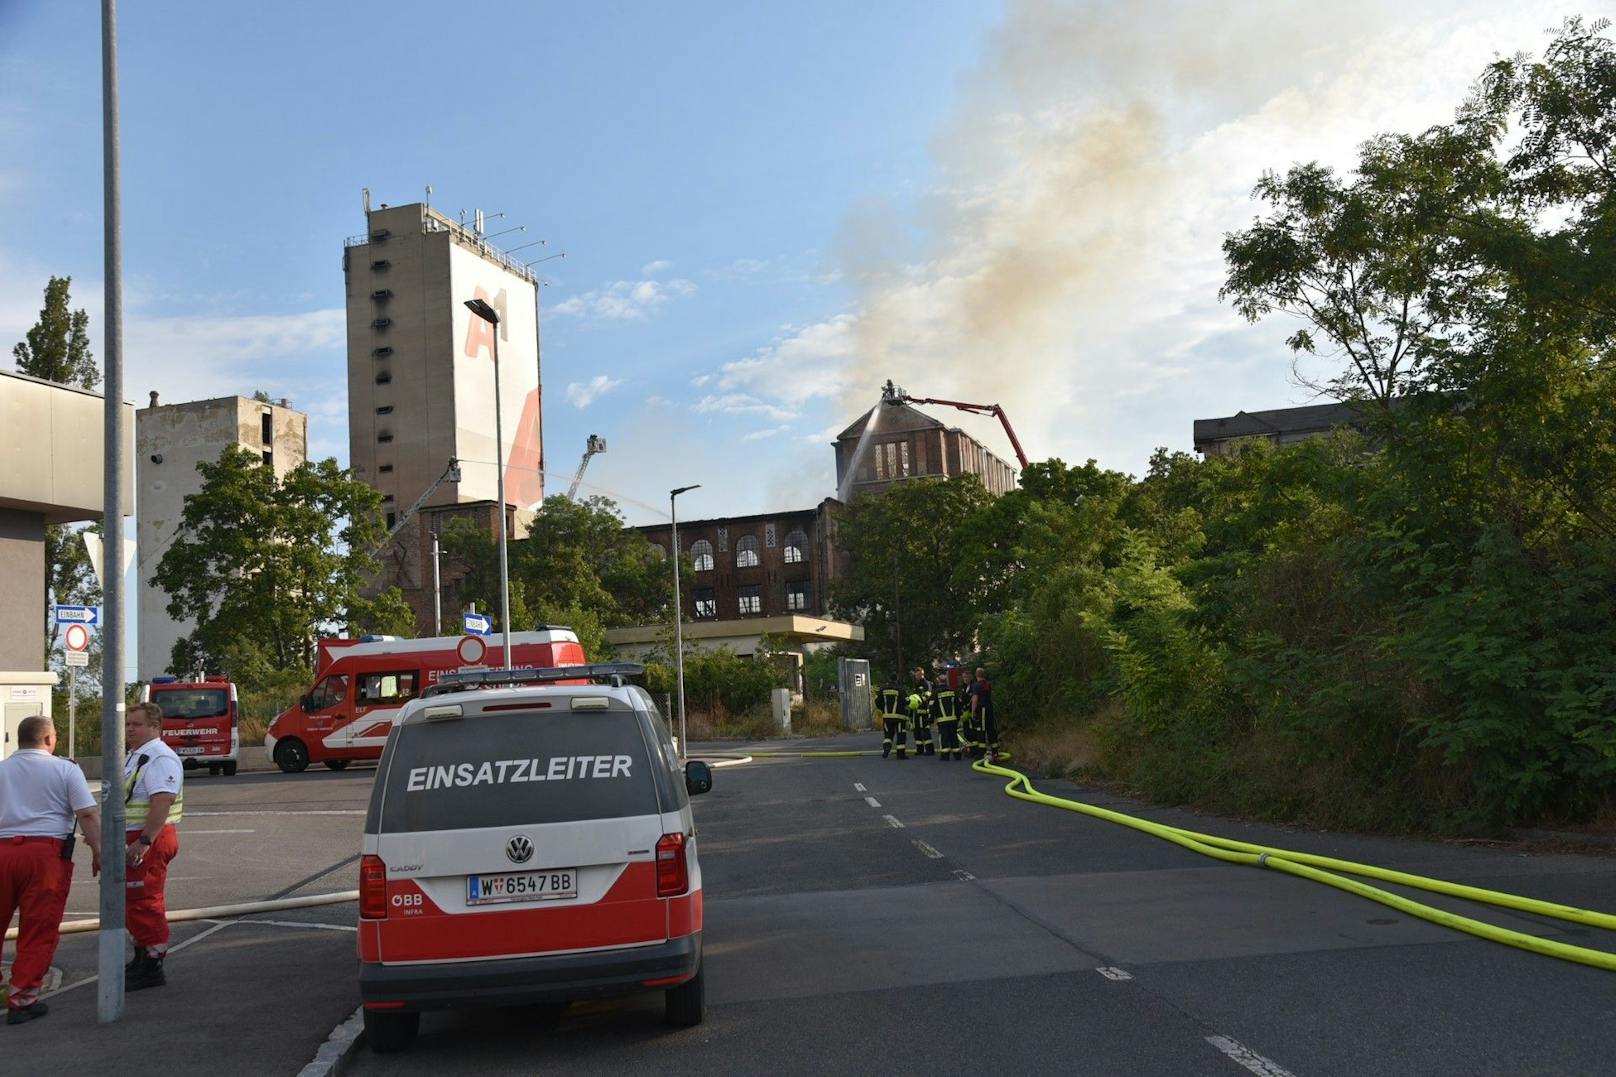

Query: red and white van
[[142, 676, 240, 776], [357, 666, 711, 1052], [264, 629, 587, 774]]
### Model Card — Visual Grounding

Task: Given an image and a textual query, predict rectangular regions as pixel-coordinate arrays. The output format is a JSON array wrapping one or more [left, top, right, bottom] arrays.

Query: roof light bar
[[422, 662, 645, 698]]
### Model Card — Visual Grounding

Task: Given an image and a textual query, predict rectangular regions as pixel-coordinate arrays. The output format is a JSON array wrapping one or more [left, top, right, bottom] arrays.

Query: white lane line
[[1205, 1035, 1298, 1077], [217, 918, 358, 933], [46, 920, 234, 999], [883, 814, 905, 829], [953, 868, 976, 881], [185, 829, 257, 835], [854, 782, 867, 792], [864, 796, 882, 808], [186, 809, 365, 816], [1096, 966, 1133, 981], [710, 755, 753, 768], [913, 839, 944, 859]]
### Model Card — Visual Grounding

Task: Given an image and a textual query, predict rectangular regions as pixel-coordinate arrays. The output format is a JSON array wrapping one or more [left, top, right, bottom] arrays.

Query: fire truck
[[263, 629, 588, 773], [142, 676, 241, 777]]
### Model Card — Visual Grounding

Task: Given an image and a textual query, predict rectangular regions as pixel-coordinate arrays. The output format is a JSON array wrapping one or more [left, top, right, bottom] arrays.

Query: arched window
[[783, 529, 808, 565], [736, 534, 760, 568], [690, 539, 714, 572], [648, 543, 667, 560]]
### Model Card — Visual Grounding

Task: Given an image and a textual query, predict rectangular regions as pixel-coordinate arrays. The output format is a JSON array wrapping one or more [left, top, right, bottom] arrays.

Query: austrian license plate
[[467, 868, 577, 906], [174, 745, 207, 756]]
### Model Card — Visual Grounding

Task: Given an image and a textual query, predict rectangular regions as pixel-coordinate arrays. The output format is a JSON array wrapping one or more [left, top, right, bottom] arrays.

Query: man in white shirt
[[122, 701, 183, 991], [0, 716, 101, 1025]]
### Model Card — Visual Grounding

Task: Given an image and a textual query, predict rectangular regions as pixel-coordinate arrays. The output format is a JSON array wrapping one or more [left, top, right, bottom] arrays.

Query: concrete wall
[[0, 509, 46, 671], [135, 395, 308, 678], [0, 370, 134, 523]]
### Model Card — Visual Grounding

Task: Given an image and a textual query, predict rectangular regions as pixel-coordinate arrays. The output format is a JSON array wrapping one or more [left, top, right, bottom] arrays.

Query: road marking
[[1205, 1035, 1298, 1077], [186, 810, 365, 816], [864, 795, 882, 808], [853, 782, 867, 792], [185, 828, 256, 835], [1096, 966, 1133, 981], [883, 814, 905, 829], [953, 868, 976, 881], [214, 918, 358, 933], [46, 920, 234, 999], [913, 839, 943, 859], [710, 755, 753, 768]]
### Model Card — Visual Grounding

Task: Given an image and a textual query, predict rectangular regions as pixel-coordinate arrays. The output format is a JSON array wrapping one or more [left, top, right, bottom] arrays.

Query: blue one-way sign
[[463, 612, 492, 636], [54, 605, 99, 626]]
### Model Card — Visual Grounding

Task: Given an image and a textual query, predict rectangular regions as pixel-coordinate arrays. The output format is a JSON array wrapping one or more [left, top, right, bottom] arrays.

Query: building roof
[[633, 498, 841, 534], [835, 401, 945, 442], [1192, 401, 1376, 447]]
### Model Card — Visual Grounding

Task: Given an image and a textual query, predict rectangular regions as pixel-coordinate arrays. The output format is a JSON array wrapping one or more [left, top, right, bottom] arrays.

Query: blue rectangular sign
[[54, 605, 99, 626], [463, 612, 492, 636]]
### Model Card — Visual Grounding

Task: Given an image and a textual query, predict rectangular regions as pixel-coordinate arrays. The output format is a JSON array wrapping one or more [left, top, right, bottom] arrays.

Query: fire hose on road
[[3, 890, 358, 942], [973, 758, 1616, 972]]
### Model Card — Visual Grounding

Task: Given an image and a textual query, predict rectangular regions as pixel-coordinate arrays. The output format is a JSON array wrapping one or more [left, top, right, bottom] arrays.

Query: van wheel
[[222, 761, 238, 777], [363, 1008, 418, 1053], [664, 962, 704, 1028], [273, 738, 309, 774], [325, 760, 350, 771], [208, 764, 221, 776]]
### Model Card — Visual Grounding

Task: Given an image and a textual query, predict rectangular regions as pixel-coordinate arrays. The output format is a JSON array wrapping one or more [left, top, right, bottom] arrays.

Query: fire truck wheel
[[325, 760, 351, 772], [664, 961, 705, 1027], [274, 738, 310, 774], [363, 1008, 418, 1053], [222, 761, 238, 777]]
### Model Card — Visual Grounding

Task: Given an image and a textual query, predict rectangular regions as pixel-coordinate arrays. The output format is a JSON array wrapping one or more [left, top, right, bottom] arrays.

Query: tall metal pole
[[98, 0, 128, 1023], [669, 485, 699, 758], [67, 666, 76, 760], [489, 323, 513, 670], [431, 531, 442, 637]]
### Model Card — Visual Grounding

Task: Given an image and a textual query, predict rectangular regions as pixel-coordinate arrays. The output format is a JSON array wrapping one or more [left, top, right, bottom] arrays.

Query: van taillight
[[655, 833, 688, 897], [360, 855, 388, 919]]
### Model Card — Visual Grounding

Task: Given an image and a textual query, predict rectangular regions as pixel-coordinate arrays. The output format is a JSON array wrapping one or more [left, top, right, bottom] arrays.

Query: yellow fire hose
[[973, 758, 1616, 972]]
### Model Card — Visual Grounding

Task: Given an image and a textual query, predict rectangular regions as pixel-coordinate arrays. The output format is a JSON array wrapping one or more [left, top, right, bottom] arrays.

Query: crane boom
[[880, 380, 1030, 470], [374, 457, 461, 556], [567, 434, 608, 499]]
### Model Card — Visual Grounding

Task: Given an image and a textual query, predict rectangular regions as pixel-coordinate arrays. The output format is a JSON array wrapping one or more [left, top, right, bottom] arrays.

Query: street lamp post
[[669, 484, 700, 757], [463, 298, 512, 670]]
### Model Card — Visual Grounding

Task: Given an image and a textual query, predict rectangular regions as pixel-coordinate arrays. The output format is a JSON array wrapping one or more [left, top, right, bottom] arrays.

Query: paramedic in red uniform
[[0, 716, 101, 1024], [122, 701, 183, 990]]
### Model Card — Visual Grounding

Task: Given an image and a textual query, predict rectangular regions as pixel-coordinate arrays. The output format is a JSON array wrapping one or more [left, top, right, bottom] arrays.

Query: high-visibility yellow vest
[[124, 757, 184, 828]]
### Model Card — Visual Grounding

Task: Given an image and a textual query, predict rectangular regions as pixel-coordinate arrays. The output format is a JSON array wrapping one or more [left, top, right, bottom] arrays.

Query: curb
[[297, 1005, 365, 1077]]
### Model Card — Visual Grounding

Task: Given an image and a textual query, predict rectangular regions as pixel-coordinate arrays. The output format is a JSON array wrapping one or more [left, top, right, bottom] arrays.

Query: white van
[[356, 664, 712, 1052]]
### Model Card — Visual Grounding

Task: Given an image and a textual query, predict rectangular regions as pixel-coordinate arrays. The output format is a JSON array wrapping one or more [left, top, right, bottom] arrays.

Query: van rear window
[[373, 711, 659, 833], [152, 689, 229, 720]]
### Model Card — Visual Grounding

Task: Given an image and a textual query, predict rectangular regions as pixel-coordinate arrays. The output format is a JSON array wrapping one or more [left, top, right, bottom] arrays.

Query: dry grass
[[1004, 701, 1116, 778]]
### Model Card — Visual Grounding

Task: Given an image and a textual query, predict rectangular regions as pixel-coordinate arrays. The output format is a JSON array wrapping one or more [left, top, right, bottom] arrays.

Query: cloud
[[741, 425, 791, 442], [565, 374, 624, 408], [640, 259, 672, 276], [692, 394, 798, 423], [550, 277, 696, 321], [711, 312, 858, 405]]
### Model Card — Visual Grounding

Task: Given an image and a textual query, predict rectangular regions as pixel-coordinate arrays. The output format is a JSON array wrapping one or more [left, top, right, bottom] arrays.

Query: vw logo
[[505, 835, 534, 865]]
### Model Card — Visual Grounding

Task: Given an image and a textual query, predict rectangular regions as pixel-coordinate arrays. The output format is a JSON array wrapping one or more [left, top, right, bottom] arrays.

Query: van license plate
[[467, 869, 577, 906]]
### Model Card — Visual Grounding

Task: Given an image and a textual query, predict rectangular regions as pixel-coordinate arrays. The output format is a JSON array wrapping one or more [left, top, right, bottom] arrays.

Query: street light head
[[670, 484, 701, 498], [464, 298, 500, 324]]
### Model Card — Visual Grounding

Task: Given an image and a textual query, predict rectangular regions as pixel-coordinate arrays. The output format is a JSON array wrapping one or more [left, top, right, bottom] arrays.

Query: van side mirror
[[684, 760, 712, 796]]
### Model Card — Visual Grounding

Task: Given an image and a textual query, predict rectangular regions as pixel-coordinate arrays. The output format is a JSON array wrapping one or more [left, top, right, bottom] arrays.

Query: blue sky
[[3, 3, 1604, 547]]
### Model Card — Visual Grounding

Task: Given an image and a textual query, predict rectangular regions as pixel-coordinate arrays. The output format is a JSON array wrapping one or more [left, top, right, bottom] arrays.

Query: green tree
[[13, 276, 101, 663], [827, 475, 990, 677], [152, 446, 414, 688]]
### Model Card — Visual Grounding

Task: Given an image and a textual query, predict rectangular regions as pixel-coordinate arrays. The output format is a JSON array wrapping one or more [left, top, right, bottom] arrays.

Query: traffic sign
[[54, 605, 99, 626], [456, 635, 488, 666], [64, 650, 89, 668], [63, 624, 91, 653], [463, 612, 492, 636]]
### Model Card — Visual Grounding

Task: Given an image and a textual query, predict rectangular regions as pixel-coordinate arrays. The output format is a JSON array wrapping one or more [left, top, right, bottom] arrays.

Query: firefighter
[[960, 676, 984, 759], [909, 667, 935, 756], [0, 716, 102, 1024], [971, 667, 1001, 761], [122, 701, 183, 990], [934, 678, 963, 760], [877, 677, 907, 760]]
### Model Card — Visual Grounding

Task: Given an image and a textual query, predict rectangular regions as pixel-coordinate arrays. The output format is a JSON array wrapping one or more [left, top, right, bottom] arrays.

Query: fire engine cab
[[142, 676, 241, 777], [264, 629, 588, 774]]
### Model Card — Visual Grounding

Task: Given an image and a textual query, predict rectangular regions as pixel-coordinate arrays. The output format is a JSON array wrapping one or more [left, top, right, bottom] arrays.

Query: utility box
[[838, 658, 872, 731], [771, 688, 792, 734], [0, 672, 56, 762]]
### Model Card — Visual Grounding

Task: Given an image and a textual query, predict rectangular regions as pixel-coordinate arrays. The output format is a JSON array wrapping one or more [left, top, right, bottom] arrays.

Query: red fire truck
[[142, 676, 241, 777], [263, 630, 588, 773]]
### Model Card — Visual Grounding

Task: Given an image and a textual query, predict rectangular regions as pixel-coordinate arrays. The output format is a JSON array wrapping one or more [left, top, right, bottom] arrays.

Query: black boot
[[126, 952, 166, 991], [6, 1001, 48, 1025]]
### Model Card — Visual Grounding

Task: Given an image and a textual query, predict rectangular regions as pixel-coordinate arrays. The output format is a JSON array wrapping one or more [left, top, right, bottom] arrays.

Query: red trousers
[[125, 825, 179, 956], [0, 836, 73, 1009]]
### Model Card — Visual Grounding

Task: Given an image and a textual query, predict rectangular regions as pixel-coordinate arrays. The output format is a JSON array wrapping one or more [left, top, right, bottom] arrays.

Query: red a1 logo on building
[[463, 286, 509, 359]]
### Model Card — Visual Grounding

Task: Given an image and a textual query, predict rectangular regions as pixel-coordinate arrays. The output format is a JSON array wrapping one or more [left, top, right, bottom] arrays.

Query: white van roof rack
[[423, 662, 645, 698]]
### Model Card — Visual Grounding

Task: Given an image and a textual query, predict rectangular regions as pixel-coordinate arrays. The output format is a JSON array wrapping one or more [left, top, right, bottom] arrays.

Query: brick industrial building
[[834, 401, 1019, 498]]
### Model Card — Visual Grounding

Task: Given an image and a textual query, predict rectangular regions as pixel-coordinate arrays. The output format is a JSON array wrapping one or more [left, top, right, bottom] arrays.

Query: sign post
[[61, 621, 93, 759]]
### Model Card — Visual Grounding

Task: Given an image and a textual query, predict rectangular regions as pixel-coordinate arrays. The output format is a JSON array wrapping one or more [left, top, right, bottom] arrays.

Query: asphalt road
[[8, 735, 1616, 1075]]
